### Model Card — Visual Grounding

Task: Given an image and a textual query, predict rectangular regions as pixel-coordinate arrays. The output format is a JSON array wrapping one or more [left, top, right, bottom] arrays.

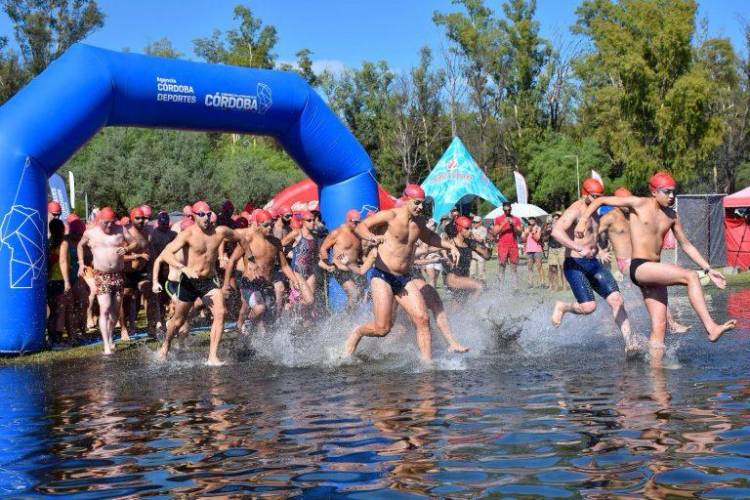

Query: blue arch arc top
[[0, 44, 378, 353]]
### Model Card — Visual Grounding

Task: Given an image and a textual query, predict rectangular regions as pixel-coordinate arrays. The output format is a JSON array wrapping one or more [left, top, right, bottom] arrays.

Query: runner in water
[[598, 187, 689, 334], [550, 178, 636, 353], [283, 210, 320, 311], [318, 209, 364, 308], [445, 216, 488, 300], [576, 172, 735, 359], [224, 209, 310, 334], [157, 201, 238, 366], [344, 184, 462, 361]]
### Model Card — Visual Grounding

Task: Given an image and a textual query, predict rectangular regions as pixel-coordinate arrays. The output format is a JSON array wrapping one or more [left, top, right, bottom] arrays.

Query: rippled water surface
[[2, 286, 750, 498]]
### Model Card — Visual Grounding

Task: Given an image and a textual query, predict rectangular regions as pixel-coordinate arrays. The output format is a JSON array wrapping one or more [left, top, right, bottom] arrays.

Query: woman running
[[445, 216, 489, 301]]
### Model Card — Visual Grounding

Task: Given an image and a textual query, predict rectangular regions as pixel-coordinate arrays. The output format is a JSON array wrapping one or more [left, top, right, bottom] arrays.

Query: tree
[[573, 0, 722, 187], [143, 37, 183, 59], [0, 0, 104, 103], [193, 4, 277, 68]]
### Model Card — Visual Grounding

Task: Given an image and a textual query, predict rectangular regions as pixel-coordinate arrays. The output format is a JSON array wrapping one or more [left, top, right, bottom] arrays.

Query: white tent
[[484, 203, 548, 220]]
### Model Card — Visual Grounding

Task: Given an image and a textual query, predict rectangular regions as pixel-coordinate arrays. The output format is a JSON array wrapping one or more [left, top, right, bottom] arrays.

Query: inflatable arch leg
[[0, 44, 378, 353]]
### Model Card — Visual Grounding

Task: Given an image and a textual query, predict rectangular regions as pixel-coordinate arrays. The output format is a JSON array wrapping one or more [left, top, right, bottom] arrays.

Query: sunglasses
[[589, 193, 602, 199], [134, 217, 147, 221], [51, 212, 61, 217], [101, 219, 115, 224], [412, 199, 424, 206], [304, 218, 314, 222], [659, 188, 676, 196], [194, 211, 212, 218], [283, 214, 292, 219], [260, 222, 273, 228]]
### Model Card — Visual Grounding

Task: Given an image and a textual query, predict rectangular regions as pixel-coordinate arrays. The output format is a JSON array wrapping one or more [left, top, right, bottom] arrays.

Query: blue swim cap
[[597, 205, 614, 216]]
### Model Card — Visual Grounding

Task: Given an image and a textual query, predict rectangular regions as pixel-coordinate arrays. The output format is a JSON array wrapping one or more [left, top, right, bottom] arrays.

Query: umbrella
[[484, 203, 548, 220]]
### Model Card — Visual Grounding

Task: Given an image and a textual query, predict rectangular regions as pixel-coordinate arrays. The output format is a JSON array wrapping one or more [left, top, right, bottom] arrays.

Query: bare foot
[[708, 320, 736, 342], [669, 321, 690, 333], [551, 302, 566, 327], [448, 343, 469, 353], [205, 358, 227, 367], [157, 345, 168, 361], [102, 349, 113, 356], [120, 329, 131, 341]]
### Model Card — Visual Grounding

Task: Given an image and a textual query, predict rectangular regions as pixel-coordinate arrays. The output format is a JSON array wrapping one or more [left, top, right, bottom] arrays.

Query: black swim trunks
[[332, 267, 356, 285], [239, 277, 276, 321], [166, 274, 220, 303], [629, 258, 658, 288], [369, 266, 413, 295], [124, 269, 150, 289]]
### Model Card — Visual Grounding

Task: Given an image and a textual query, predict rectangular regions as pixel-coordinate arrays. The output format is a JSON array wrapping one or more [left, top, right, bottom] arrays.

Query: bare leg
[[536, 258, 545, 287], [345, 278, 394, 356], [394, 280, 432, 362], [273, 280, 285, 316], [445, 274, 483, 300], [606, 291, 635, 351], [237, 296, 249, 332], [342, 280, 360, 308], [158, 300, 192, 360], [204, 290, 226, 366], [84, 275, 97, 330], [641, 285, 668, 362], [527, 257, 534, 287], [498, 261, 506, 286], [551, 300, 596, 327], [634, 262, 735, 341], [97, 292, 120, 355], [419, 282, 468, 352]]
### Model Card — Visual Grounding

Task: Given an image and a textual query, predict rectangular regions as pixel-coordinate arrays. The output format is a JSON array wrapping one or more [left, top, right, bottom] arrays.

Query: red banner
[[725, 214, 750, 271]]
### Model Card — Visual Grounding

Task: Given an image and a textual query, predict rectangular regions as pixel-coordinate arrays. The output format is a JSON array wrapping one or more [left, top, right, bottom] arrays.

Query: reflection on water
[[1, 287, 750, 497]]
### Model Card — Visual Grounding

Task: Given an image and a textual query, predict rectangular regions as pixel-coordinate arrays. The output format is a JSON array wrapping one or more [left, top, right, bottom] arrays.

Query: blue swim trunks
[[563, 257, 619, 303], [369, 266, 413, 295]]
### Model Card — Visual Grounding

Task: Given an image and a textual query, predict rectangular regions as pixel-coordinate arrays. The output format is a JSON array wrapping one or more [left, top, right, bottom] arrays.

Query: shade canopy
[[484, 203, 548, 220], [421, 137, 506, 221], [724, 186, 750, 208]]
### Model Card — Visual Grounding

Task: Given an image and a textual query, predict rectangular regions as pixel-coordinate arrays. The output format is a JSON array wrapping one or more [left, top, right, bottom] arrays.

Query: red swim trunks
[[497, 244, 519, 265]]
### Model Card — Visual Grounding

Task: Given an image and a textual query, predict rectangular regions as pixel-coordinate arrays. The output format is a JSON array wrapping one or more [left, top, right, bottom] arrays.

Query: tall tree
[[193, 4, 277, 68], [574, 0, 722, 186], [143, 37, 183, 59], [0, 0, 104, 103]]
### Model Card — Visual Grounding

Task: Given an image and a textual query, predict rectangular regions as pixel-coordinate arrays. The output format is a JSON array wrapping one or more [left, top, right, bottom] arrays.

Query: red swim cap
[[98, 207, 116, 222], [649, 171, 676, 190], [346, 209, 361, 222], [130, 207, 145, 219], [140, 204, 152, 217], [402, 183, 426, 200], [48, 200, 62, 214], [182, 205, 193, 216], [455, 216, 472, 229], [255, 209, 273, 223], [582, 178, 604, 196], [192, 200, 211, 214], [614, 187, 632, 197]]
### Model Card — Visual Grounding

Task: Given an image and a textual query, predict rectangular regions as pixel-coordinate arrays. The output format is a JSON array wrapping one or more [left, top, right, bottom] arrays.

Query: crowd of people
[[44, 171, 735, 364]]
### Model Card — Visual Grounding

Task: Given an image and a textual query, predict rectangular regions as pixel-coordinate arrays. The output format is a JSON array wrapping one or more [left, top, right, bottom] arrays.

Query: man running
[[77, 207, 140, 355], [223, 209, 309, 334], [157, 201, 237, 366], [576, 172, 735, 356], [345, 184, 461, 361], [550, 178, 635, 352], [121, 207, 154, 338], [599, 187, 688, 333], [318, 209, 364, 308], [491, 201, 522, 287]]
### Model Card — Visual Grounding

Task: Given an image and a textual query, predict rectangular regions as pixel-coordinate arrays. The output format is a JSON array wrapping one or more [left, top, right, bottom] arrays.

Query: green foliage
[[525, 133, 610, 210], [0, 0, 104, 103]]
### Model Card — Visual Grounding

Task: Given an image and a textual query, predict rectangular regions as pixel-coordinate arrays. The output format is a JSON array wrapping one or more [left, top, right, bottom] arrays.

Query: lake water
[[1, 285, 749, 498]]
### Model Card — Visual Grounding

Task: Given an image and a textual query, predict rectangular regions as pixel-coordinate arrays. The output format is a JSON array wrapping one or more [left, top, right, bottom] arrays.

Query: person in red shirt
[[491, 201, 522, 286]]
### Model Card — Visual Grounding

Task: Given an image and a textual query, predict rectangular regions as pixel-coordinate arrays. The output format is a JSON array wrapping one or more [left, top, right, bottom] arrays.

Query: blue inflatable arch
[[0, 44, 378, 353]]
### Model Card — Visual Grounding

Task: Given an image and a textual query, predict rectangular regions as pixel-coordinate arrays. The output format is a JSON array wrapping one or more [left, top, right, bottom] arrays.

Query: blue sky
[[1, 0, 747, 72]]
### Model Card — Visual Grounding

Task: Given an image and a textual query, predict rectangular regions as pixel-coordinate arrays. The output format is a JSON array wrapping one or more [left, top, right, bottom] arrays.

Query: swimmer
[[121, 207, 154, 339], [577, 172, 736, 359], [599, 187, 689, 334], [344, 184, 461, 361], [550, 178, 635, 352], [282, 210, 320, 313], [318, 209, 364, 308], [445, 216, 489, 301], [157, 201, 238, 366], [224, 209, 310, 335], [77, 207, 140, 355]]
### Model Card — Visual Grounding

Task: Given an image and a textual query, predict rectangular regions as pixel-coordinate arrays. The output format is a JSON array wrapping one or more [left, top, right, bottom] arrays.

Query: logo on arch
[[204, 83, 272, 114]]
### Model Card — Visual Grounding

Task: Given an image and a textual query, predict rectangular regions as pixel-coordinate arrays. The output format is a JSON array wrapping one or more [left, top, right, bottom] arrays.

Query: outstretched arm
[[318, 230, 336, 263], [576, 196, 644, 237], [419, 224, 460, 265]]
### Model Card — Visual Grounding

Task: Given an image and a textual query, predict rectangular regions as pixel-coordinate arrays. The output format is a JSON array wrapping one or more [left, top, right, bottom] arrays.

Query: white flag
[[513, 171, 528, 205], [591, 169, 604, 187], [68, 171, 75, 209]]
